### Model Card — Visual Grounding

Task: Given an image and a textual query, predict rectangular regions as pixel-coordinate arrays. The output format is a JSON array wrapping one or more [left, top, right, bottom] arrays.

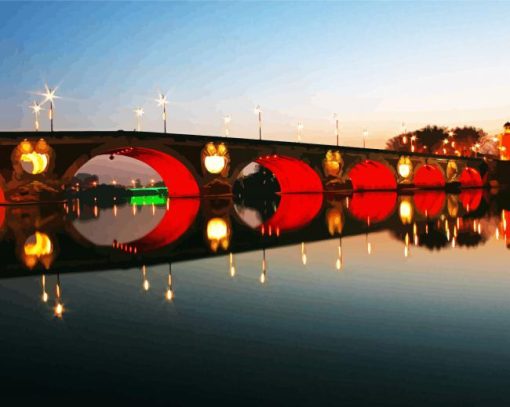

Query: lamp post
[[156, 93, 168, 133], [362, 128, 368, 148], [224, 115, 231, 137], [41, 85, 58, 132], [29, 101, 43, 132], [134, 107, 144, 132], [254, 105, 262, 140], [333, 113, 340, 146], [297, 122, 304, 143]]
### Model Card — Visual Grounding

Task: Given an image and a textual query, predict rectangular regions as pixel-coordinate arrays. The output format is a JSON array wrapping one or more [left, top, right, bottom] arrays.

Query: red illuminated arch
[[459, 189, 483, 212], [260, 194, 323, 234], [348, 160, 396, 191], [255, 155, 322, 193], [117, 199, 200, 253], [108, 147, 199, 197], [459, 167, 483, 188], [414, 165, 445, 188], [349, 192, 397, 223], [413, 191, 445, 218]]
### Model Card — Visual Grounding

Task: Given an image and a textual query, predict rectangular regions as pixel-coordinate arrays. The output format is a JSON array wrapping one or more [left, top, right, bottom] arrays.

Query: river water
[[1, 189, 509, 404]]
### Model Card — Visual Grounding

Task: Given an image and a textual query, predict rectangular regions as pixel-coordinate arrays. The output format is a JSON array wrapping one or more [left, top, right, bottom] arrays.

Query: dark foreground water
[[1, 190, 510, 404]]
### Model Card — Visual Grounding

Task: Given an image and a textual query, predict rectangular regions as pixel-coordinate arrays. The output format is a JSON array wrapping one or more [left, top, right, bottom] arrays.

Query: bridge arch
[[253, 155, 323, 193], [459, 167, 483, 188], [64, 146, 200, 197], [413, 164, 445, 188], [346, 159, 397, 191]]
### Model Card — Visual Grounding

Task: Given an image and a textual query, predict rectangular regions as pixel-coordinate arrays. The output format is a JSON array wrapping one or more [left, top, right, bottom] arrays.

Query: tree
[[385, 132, 412, 151], [447, 126, 486, 157], [413, 125, 449, 153]]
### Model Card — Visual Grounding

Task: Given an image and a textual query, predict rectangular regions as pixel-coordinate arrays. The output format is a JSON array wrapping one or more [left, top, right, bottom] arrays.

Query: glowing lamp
[[397, 156, 413, 180], [19, 139, 33, 154], [398, 163, 411, 178], [204, 155, 226, 174], [20, 152, 49, 175]]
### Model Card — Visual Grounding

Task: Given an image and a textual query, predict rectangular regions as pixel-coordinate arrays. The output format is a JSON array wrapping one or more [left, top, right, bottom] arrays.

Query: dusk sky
[[2, 1, 510, 147]]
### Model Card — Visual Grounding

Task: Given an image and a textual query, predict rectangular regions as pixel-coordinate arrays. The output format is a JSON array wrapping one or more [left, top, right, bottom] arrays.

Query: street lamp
[[362, 128, 368, 148], [156, 93, 168, 133], [333, 113, 340, 146], [297, 122, 304, 142], [41, 85, 58, 132], [254, 105, 262, 140], [134, 107, 144, 132], [224, 115, 231, 137], [29, 101, 43, 132]]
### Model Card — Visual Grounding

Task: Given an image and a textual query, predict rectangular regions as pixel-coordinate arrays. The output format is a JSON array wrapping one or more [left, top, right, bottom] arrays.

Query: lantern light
[[204, 155, 226, 174]]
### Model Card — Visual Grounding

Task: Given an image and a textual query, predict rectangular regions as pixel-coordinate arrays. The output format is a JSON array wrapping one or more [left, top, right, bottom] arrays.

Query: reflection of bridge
[[0, 131, 500, 203], [0, 188, 504, 278]]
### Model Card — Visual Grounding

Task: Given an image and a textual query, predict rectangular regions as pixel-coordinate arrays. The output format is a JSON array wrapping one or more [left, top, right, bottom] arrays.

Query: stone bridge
[[0, 130, 496, 203]]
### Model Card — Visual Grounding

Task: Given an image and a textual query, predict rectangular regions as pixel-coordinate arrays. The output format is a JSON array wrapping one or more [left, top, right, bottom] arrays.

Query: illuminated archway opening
[[413, 191, 445, 218], [459, 167, 483, 188], [255, 155, 322, 193], [414, 165, 445, 188], [348, 160, 396, 191], [349, 192, 397, 223], [105, 147, 199, 197]]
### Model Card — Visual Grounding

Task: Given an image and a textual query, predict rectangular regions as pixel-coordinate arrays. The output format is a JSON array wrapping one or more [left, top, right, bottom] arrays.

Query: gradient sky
[[2, 1, 510, 147]]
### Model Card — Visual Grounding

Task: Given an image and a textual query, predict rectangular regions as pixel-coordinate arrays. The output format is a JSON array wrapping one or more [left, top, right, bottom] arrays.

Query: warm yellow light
[[24, 232, 53, 257], [326, 208, 343, 236], [20, 152, 49, 174], [143, 279, 150, 291], [207, 218, 228, 240], [42, 291, 48, 303], [399, 200, 413, 224], [398, 163, 411, 178], [260, 272, 266, 284], [204, 155, 226, 174], [207, 217, 230, 251]]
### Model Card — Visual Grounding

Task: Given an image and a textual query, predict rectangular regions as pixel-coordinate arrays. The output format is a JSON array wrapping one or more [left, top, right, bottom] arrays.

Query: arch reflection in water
[[349, 192, 397, 224], [72, 198, 200, 253], [235, 193, 323, 235], [413, 191, 446, 218]]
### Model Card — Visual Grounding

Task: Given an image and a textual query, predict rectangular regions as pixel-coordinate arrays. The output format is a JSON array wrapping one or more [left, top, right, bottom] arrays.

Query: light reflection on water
[[1, 190, 510, 403]]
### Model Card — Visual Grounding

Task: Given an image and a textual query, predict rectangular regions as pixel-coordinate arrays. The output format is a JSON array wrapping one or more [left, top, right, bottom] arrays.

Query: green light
[[130, 195, 167, 206]]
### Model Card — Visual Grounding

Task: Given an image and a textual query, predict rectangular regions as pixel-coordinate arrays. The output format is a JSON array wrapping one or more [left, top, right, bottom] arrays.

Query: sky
[[2, 1, 510, 148]]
